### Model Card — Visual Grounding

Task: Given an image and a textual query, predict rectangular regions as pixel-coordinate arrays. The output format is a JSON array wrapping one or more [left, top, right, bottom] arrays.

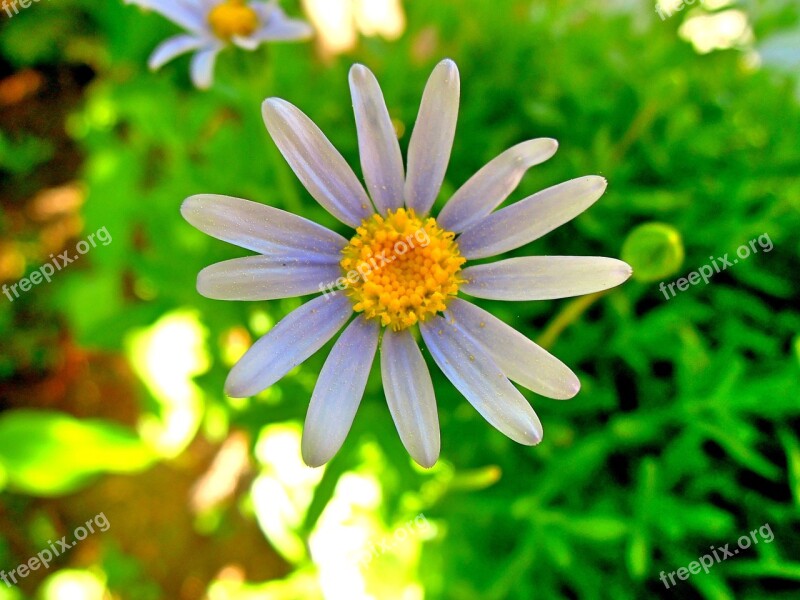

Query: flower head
[[182, 59, 633, 468], [126, 0, 313, 89], [340, 207, 465, 330]]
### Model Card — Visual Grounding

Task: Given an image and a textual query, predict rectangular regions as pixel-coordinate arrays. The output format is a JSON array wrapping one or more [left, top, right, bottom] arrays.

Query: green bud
[[621, 222, 684, 283]]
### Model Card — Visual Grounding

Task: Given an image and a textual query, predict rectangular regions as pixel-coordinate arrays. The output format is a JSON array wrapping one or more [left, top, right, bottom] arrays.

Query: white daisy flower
[[126, 0, 313, 89], [182, 59, 633, 468]]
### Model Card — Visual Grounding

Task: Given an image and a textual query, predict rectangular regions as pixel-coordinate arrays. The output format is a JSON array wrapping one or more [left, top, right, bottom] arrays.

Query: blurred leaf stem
[[536, 290, 609, 349]]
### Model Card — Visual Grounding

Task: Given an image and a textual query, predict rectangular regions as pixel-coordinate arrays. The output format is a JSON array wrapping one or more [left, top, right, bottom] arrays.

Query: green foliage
[[0, 131, 54, 176], [0, 410, 156, 496]]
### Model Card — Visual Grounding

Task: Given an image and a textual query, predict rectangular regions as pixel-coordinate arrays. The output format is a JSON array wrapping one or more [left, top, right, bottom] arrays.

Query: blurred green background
[[1, 0, 799, 598]]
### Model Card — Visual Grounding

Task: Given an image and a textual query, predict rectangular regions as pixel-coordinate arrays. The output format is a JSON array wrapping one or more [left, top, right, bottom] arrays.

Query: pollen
[[208, 0, 259, 39], [340, 208, 466, 331]]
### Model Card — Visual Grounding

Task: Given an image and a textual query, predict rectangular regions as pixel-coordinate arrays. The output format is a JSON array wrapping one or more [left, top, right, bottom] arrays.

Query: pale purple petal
[[197, 256, 341, 300], [225, 293, 353, 398], [302, 316, 379, 467], [456, 176, 608, 259], [262, 98, 374, 228], [232, 35, 260, 50], [181, 194, 347, 260], [381, 329, 439, 468], [461, 256, 633, 301], [420, 315, 542, 445], [257, 19, 313, 41], [404, 59, 460, 216], [447, 298, 579, 399], [126, 0, 207, 34], [148, 34, 207, 70], [349, 64, 405, 216], [437, 139, 559, 232], [190, 46, 220, 89], [251, 2, 314, 41]]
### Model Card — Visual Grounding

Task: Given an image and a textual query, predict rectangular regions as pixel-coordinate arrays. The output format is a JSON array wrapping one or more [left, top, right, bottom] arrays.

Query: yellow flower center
[[208, 0, 259, 39], [340, 208, 465, 331]]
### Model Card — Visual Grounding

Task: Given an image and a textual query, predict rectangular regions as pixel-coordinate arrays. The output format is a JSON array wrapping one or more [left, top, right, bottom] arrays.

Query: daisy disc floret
[[182, 59, 633, 469], [208, 0, 259, 39], [341, 208, 465, 331]]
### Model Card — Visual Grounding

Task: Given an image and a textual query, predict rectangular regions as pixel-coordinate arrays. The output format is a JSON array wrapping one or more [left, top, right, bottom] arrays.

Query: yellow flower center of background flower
[[208, 0, 259, 39], [341, 208, 465, 331]]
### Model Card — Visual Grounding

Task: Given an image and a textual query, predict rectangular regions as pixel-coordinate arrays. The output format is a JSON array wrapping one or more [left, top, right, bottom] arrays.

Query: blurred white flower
[[126, 0, 313, 88], [302, 0, 405, 56], [679, 9, 754, 54]]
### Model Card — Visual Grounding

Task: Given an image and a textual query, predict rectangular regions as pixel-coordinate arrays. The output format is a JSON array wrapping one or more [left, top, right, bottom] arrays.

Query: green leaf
[[0, 131, 54, 175], [559, 515, 629, 542], [0, 410, 157, 496]]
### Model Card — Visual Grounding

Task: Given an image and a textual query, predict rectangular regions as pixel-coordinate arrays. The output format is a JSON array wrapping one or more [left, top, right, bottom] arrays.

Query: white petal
[[446, 298, 579, 399], [126, 0, 207, 33], [420, 315, 542, 445], [302, 315, 379, 467], [232, 35, 260, 50], [181, 194, 347, 259], [381, 329, 439, 467], [262, 98, 373, 228], [250, 2, 313, 41], [349, 64, 405, 216], [189, 46, 220, 89], [225, 292, 352, 397], [437, 139, 560, 233], [197, 256, 341, 300], [461, 256, 633, 301], [254, 6, 314, 41], [148, 34, 206, 70], [404, 59, 459, 216], [457, 176, 607, 259]]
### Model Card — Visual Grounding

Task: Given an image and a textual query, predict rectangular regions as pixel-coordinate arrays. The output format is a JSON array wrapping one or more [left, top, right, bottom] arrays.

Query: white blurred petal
[[148, 34, 206, 70], [126, 0, 207, 33], [189, 46, 220, 89], [256, 9, 314, 41], [232, 35, 260, 50]]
